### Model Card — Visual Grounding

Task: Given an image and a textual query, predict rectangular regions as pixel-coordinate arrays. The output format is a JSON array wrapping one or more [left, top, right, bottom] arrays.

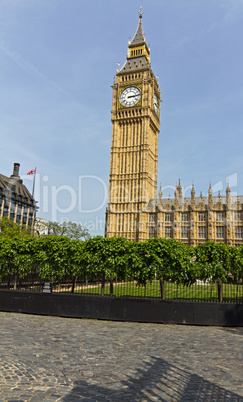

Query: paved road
[[0, 312, 242, 401]]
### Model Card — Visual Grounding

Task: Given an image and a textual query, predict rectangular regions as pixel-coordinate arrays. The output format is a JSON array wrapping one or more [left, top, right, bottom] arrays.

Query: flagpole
[[32, 167, 36, 198]]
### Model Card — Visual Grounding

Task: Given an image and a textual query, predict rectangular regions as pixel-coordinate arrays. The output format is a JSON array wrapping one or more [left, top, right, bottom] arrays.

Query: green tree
[[228, 246, 243, 283], [80, 236, 129, 296], [32, 235, 73, 280], [0, 217, 30, 238], [228, 246, 243, 301], [195, 241, 231, 302], [145, 238, 196, 299], [127, 241, 156, 289], [0, 234, 35, 289], [44, 221, 90, 240]]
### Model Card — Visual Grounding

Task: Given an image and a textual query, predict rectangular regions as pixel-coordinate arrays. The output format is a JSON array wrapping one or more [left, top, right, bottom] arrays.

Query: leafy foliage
[[194, 241, 232, 283], [44, 221, 90, 240], [0, 217, 30, 238], [0, 232, 242, 297]]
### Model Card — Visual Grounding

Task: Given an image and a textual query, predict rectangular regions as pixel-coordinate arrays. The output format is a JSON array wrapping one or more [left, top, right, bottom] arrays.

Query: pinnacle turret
[[129, 7, 146, 48], [116, 8, 151, 75]]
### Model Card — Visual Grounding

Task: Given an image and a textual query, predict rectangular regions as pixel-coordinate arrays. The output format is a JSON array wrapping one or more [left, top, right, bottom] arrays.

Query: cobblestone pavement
[[0, 312, 242, 401]]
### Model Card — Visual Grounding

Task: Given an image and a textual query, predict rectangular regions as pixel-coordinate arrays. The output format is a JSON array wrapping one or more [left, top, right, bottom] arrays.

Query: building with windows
[[105, 10, 243, 246], [0, 163, 37, 231], [147, 181, 243, 246]]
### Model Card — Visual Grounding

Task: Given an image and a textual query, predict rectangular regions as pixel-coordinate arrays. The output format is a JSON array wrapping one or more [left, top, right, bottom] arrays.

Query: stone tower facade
[[105, 10, 161, 241], [105, 10, 243, 246]]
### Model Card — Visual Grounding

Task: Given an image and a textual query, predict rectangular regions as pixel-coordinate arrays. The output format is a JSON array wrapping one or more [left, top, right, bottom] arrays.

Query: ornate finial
[[226, 183, 230, 202], [116, 61, 120, 72], [191, 183, 195, 196], [139, 6, 143, 18], [208, 182, 212, 199]]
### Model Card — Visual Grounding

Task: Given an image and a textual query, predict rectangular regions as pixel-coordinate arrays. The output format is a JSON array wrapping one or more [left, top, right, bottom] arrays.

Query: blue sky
[[1, 0, 243, 235]]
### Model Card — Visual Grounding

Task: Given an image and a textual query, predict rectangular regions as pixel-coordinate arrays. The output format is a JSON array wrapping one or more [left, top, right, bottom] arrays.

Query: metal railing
[[0, 261, 242, 303]]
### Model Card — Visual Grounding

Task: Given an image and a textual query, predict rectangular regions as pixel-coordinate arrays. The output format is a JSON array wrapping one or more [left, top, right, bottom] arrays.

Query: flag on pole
[[27, 169, 36, 175], [27, 168, 37, 197]]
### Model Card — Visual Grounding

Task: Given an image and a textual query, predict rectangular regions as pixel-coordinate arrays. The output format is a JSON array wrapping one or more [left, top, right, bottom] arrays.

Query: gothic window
[[216, 226, 224, 239], [235, 226, 243, 239], [181, 226, 189, 238], [149, 215, 155, 223], [216, 213, 224, 222], [165, 227, 172, 238], [181, 214, 188, 222], [165, 214, 172, 222], [198, 213, 206, 222], [234, 212, 242, 221], [149, 226, 156, 238], [198, 226, 206, 239]]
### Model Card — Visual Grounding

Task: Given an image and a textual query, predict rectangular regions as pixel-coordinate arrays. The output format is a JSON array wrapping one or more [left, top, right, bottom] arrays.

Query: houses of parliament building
[[105, 9, 243, 246]]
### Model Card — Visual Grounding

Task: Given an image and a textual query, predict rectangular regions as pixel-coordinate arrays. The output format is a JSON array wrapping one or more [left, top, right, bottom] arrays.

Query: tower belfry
[[105, 10, 161, 241]]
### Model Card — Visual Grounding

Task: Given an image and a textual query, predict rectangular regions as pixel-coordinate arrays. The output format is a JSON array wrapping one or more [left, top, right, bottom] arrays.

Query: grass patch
[[68, 280, 243, 302]]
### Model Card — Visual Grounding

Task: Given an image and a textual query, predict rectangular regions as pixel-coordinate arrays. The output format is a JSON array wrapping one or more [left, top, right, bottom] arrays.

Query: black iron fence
[[0, 261, 242, 303]]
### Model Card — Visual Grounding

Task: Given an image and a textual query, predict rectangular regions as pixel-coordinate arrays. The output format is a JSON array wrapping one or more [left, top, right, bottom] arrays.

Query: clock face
[[153, 93, 159, 114], [120, 86, 141, 107]]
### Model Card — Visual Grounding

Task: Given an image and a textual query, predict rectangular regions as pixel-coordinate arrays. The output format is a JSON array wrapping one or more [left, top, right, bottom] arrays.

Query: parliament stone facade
[[105, 10, 243, 246]]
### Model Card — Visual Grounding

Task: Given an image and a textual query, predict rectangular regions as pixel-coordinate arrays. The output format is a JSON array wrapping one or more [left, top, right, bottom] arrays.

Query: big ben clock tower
[[105, 9, 161, 241]]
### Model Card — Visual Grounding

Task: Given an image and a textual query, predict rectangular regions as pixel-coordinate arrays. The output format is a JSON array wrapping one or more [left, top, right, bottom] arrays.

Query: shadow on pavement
[[62, 356, 243, 401]]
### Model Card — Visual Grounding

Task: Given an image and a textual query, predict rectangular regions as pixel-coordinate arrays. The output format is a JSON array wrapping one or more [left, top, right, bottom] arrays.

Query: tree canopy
[[44, 221, 90, 240]]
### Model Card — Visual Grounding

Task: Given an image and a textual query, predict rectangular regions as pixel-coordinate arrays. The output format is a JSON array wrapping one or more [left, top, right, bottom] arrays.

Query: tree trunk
[[218, 282, 223, 302], [71, 276, 76, 293], [101, 273, 105, 296], [110, 280, 114, 296], [160, 279, 165, 300], [14, 271, 18, 291]]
